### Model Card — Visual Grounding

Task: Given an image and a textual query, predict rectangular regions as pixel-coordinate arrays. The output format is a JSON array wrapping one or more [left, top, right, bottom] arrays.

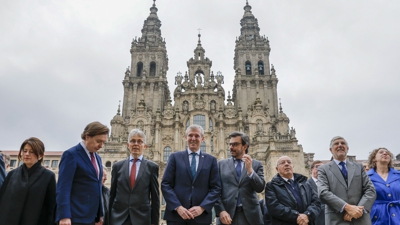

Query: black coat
[[0, 162, 56, 225], [102, 185, 110, 225], [265, 173, 321, 225]]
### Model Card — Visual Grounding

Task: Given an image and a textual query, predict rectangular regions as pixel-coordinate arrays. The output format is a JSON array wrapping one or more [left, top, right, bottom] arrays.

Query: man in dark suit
[[265, 156, 321, 225], [214, 131, 265, 225], [101, 167, 110, 225], [161, 124, 221, 225], [109, 129, 159, 225], [306, 160, 325, 225], [56, 121, 109, 225], [318, 136, 376, 225]]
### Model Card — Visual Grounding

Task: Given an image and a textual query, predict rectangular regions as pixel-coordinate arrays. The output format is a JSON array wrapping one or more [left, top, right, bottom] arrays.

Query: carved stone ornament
[[162, 108, 174, 119], [224, 108, 237, 119]]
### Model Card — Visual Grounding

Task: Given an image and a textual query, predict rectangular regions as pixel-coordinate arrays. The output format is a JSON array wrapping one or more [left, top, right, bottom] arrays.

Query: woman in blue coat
[[367, 147, 400, 225]]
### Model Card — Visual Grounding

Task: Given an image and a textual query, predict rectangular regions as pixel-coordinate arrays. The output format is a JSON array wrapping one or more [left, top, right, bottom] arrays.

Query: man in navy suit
[[161, 124, 221, 225], [56, 121, 109, 225]]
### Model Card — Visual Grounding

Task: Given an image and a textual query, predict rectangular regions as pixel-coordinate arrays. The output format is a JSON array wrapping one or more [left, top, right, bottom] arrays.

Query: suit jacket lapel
[[76, 145, 97, 176], [193, 152, 204, 182], [228, 158, 238, 182], [329, 161, 347, 187], [134, 158, 147, 189], [183, 150, 193, 182], [122, 159, 130, 189], [347, 161, 355, 186], [239, 161, 246, 183]]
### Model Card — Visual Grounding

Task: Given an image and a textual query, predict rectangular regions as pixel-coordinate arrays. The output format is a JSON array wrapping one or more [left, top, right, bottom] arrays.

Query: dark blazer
[[306, 178, 325, 225], [102, 185, 110, 225], [109, 157, 160, 225], [0, 162, 56, 225], [214, 158, 265, 225], [161, 150, 221, 224], [265, 173, 321, 225], [56, 143, 103, 224], [318, 160, 376, 225]]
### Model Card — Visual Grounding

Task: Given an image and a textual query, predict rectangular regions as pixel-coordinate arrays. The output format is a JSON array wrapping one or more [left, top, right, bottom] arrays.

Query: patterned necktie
[[190, 152, 197, 178], [339, 161, 348, 179], [236, 159, 242, 205], [130, 158, 138, 189], [90, 152, 99, 177], [236, 159, 242, 180]]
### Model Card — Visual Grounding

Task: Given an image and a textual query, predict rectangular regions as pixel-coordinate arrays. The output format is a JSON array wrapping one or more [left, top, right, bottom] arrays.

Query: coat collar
[[368, 167, 400, 184]]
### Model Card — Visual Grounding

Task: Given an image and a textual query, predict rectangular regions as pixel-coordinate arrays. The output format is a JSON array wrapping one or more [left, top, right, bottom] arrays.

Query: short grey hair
[[127, 129, 146, 144], [229, 131, 250, 153], [276, 155, 292, 166], [185, 124, 204, 137], [329, 136, 348, 148]]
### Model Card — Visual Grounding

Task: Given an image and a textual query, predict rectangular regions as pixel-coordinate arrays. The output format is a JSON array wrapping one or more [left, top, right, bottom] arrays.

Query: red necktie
[[130, 158, 138, 189], [90, 152, 99, 177]]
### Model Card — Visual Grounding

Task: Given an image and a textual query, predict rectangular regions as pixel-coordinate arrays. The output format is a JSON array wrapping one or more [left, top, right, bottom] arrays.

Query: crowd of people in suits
[[0, 121, 398, 225]]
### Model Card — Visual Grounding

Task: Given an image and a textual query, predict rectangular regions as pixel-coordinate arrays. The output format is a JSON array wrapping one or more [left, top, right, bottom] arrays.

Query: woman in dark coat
[[0, 137, 56, 225]]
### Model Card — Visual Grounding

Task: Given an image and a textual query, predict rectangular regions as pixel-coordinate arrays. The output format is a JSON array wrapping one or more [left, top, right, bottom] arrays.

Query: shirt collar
[[280, 176, 294, 183], [80, 141, 91, 156], [129, 155, 143, 161], [312, 177, 318, 183], [187, 149, 201, 155], [333, 158, 347, 166]]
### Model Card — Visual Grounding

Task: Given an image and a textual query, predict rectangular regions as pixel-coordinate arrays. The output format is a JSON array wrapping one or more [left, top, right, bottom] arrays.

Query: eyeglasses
[[278, 160, 292, 165], [228, 142, 243, 147], [129, 140, 144, 145]]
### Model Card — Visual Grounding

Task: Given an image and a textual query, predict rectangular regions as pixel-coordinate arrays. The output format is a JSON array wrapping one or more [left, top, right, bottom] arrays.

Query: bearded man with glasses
[[214, 131, 266, 225]]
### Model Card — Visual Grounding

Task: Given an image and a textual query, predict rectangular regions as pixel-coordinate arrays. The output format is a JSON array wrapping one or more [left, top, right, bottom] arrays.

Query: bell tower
[[232, 1, 279, 117], [121, 0, 170, 118]]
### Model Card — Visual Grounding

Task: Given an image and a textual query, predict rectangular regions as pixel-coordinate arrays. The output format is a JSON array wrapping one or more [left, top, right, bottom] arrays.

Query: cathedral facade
[[99, 0, 312, 206]]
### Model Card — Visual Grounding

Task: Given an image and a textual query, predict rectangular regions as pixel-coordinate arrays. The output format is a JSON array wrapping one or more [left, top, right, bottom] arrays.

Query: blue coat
[[56, 143, 103, 224], [161, 150, 221, 224], [368, 168, 400, 225]]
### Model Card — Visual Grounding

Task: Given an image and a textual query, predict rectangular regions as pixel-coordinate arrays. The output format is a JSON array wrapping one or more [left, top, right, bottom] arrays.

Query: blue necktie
[[236, 159, 242, 205], [190, 152, 197, 178], [339, 161, 348, 179]]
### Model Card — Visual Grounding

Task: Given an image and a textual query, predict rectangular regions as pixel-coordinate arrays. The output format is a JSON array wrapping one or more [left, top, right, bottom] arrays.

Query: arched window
[[137, 62, 143, 77], [150, 62, 156, 76], [245, 61, 251, 75], [105, 161, 111, 168], [258, 61, 264, 75], [163, 146, 172, 162]]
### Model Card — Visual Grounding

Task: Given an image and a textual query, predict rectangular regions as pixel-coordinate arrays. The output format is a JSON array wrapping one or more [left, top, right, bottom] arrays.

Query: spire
[[117, 100, 121, 115], [132, 0, 164, 48], [193, 31, 205, 61], [240, 0, 260, 37]]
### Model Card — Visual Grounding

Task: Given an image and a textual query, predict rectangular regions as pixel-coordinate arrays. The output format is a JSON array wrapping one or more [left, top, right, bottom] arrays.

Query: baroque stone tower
[[100, 1, 310, 220]]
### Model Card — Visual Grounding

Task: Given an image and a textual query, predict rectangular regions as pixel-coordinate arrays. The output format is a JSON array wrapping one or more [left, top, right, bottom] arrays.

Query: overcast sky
[[1, 0, 399, 160]]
